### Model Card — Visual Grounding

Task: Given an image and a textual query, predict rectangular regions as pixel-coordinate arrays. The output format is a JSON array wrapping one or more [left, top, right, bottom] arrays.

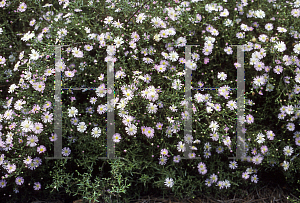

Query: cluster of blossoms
[[0, 0, 300, 196]]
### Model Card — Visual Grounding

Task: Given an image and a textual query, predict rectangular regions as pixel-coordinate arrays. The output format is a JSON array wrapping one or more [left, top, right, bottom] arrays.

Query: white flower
[[217, 72, 227, 80], [283, 146, 294, 156], [153, 34, 161, 42], [147, 102, 158, 114], [21, 31, 35, 41], [253, 75, 265, 86], [168, 51, 179, 62], [169, 104, 178, 112], [166, 116, 175, 123], [229, 161, 238, 169], [21, 119, 34, 133], [294, 0, 300, 8], [293, 43, 300, 54], [77, 122, 87, 133], [274, 41, 286, 52], [57, 28, 67, 37], [255, 9, 265, 18], [171, 79, 183, 90], [256, 132, 265, 144], [29, 49, 40, 60], [185, 60, 197, 70], [84, 27, 90, 33], [106, 45, 116, 55], [209, 121, 219, 132], [91, 127, 101, 138], [184, 134, 193, 144], [113, 36, 124, 48], [125, 124, 137, 136], [223, 180, 231, 189], [112, 19, 123, 28], [72, 47, 83, 58], [166, 28, 176, 36], [177, 141, 186, 152], [282, 160, 289, 171], [265, 23, 273, 31], [164, 177, 174, 188], [220, 8, 229, 17], [104, 16, 113, 24], [277, 27, 287, 33], [151, 17, 162, 28], [14, 99, 26, 111], [8, 84, 18, 93], [136, 13, 146, 23], [68, 107, 78, 117]]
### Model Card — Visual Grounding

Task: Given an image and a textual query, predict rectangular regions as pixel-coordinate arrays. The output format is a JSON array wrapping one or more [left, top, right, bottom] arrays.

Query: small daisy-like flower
[[256, 132, 265, 144], [283, 146, 294, 156], [251, 174, 259, 183], [37, 145, 47, 154], [77, 122, 87, 133], [173, 155, 181, 163], [223, 180, 231, 189], [62, 147, 71, 156], [265, 23, 273, 31], [210, 174, 218, 183], [217, 72, 227, 80], [49, 133, 58, 142], [125, 124, 137, 136], [91, 127, 101, 138], [188, 152, 196, 159], [168, 51, 179, 62], [159, 156, 168, 165], [282, 160, 289, 171], [203, 151, 211, 159], [33, 182, 41, 191], [113, 133, 121, 143], [216, 181, 224, 189], [136, 13, 146, 23], [23, 156, 32, 165], [246, 114, 254, 124], [177, 141, 186, 152], [0, 180, 7, 188], [197, 162, 206, 170], [286, 123, 295, 131], [184, 134, 193, 144], [68, 107, 78, 118], [294, 43, 300, 54], [164, 177, 174, 188], [104, 16, 113, 24], [6, 163, 16, 173], [205, 179, 212, 187], [274, 41, 286, 52], [15, 177, 24, 186], [27, 135, 39, 147], [229, 161, 238, 169], [18, 2, 27, 12], [242, 172, 250, 179]]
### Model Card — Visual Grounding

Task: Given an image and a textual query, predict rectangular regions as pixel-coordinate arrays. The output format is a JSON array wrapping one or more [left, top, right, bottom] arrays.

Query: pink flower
[[204, 57, 209, 64], [30, 104, 40, 114], [260, 145, 268, 154], [37, 145, 47, 154], [18, 2, 27, 12], [33, 182, 41, 190], [161, 148, 168, 156], [295, 137, 300, 146], [70, 97, 76, 102]]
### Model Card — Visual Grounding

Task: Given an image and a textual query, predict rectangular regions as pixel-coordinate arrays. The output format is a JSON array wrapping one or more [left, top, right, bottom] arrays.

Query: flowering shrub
[[0, 0, 300, 202]]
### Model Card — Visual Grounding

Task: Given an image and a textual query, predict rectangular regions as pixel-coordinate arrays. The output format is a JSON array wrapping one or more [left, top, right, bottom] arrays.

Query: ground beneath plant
[[28, 180, 300, 203]]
